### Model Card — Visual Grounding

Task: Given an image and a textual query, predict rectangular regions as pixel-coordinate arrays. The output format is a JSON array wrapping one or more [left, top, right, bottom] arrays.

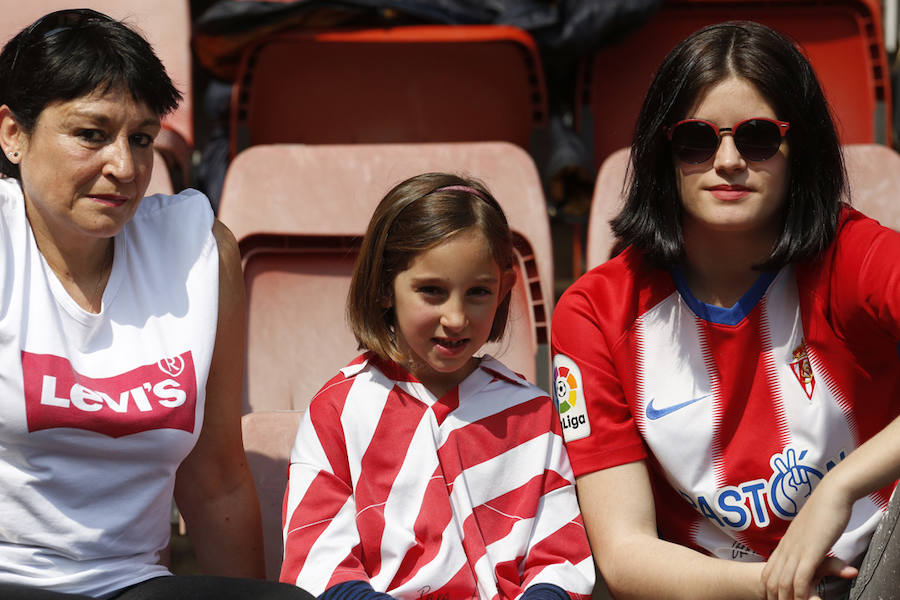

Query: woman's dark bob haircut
[[347, 172, 516, 364], [0, 8, 181, 178], [611, 20, 846, 270]]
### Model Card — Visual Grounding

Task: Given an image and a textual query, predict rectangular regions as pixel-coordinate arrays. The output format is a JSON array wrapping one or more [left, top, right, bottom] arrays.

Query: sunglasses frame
[[666, 117, 791, 164]]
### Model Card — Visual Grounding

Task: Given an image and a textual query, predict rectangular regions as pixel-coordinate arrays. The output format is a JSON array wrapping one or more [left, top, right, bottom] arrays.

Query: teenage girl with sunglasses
[[552, 21, 900, 600], [280, 173, 595, 600]]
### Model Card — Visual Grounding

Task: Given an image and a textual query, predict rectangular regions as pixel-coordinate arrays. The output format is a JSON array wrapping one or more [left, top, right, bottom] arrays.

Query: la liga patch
[[552, 354, 590, 442]]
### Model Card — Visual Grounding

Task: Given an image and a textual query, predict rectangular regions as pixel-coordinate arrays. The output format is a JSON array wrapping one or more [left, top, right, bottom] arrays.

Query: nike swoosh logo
[[645, 394, 712, 420]]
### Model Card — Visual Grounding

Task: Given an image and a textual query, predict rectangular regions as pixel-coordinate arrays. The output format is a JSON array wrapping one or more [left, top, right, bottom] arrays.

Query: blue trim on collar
[[670, 267, 779, 326]]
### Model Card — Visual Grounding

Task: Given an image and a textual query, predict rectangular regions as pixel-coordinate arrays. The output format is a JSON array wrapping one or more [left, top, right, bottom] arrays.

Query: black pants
[[0, 576, 315, 600]]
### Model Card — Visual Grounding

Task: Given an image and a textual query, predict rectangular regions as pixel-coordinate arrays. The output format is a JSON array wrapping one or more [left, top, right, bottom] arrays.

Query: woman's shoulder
[[132, 188, 214, 229], [0, 177, 22, 211], [835, 204, 898, 239], [555, 245, 675, 330], [808, 204, 900, 273], [125, 189, 216, 253]]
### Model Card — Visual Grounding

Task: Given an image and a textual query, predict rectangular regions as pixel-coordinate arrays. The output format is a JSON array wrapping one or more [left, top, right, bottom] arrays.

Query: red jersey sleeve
[[829, 208, 900, 344], [550, 249, 663, 477]]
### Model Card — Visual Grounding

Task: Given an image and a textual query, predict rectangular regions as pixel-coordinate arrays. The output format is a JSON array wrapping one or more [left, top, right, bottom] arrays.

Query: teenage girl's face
[[674, 76, 790, 245], [1, 85, 160, 248], [390, 226, 513, 398]]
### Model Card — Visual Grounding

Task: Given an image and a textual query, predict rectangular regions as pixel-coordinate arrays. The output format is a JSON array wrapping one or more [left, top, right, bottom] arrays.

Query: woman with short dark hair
[[552, 21, 899, 599], [0, 9, 311, 599]]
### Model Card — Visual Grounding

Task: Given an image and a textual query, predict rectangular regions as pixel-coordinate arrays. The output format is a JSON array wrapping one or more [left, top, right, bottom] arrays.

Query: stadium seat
[[585, 143, 900, 271], [577, 0, 892, 170], [585, 148, 630, 270], [229, 25, 547, 158], [843, 143, 900, 232], [0, 0, 194, 186], [148, 149, 174, 196], [241, 410, 303, 581], [218, 141, 554, 414]]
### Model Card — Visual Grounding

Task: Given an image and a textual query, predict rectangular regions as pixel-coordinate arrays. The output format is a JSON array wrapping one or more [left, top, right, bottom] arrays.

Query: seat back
[[218, 142, 553, 413], [577, 0, 891, 169], [241, 410, 303, 581], [843, 143, 900, 231], [148, 149, 174, 196], [586, 148, 630, 270], [585, 143, 900, 272], [230, 25, 547, 157]]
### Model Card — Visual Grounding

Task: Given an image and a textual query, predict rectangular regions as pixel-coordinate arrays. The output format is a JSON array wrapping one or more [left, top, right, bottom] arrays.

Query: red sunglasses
[[666, 117, 790, 164]]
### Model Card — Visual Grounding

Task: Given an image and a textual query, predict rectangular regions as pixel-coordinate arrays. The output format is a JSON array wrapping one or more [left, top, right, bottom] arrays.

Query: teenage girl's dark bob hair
[[611, 20, 846, 270], [0, 8, 181, 178], [347, 172, 516, 363]]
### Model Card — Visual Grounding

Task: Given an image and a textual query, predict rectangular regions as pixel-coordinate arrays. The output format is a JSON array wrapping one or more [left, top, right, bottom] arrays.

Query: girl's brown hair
[[347, 172, 516, 363]]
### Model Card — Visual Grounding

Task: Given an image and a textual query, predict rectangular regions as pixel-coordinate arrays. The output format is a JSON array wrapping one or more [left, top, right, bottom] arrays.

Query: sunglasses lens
[[734, 119, 783, 161], [671, 121, 718, 164]]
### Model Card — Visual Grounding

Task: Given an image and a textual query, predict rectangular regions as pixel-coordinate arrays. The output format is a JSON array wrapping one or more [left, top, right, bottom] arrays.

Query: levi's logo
[[22, 350, 197, 438]]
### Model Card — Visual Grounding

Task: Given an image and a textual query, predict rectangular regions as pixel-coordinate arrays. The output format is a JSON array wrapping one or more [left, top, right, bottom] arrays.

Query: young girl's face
[[390, 226, 512, 398]]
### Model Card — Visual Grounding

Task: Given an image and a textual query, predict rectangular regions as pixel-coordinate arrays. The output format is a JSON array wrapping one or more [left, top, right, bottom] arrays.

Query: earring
[[7, 151, 18, 159]]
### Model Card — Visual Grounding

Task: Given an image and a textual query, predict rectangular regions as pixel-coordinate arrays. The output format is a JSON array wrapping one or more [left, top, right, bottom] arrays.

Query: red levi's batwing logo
[[22, 350, 198, 438]]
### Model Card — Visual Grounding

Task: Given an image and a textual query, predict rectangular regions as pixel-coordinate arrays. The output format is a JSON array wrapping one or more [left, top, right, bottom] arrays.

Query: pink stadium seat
[[585, 148, 630, 270], [585, 143, 900, 271], [0, 0, 194, 185], [843, 143, 900, 232], [218, 141, 554, 414], [241, 410, 303, 581], [148, 149, 174, 196], [577, 0, 891, 170], [229, 25, 547, 157]]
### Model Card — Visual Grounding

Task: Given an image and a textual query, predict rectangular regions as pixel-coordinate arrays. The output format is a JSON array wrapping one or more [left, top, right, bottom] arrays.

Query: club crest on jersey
[[22, 350, 198, 438], [552, 354, 590, 442], [789, 341, 815, 400]]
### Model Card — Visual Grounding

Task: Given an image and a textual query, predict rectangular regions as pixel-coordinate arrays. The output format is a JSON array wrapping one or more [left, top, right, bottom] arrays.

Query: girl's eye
[[469, 287, 493, 297], [130, 133, 154, 148], [77, 129, 106, 143], [418, 286, 445, 297]]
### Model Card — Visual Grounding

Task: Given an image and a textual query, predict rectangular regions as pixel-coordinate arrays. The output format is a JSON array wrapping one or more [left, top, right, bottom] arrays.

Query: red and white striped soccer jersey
[[551, 207, 900, 564], [281, 353, 595, 600]]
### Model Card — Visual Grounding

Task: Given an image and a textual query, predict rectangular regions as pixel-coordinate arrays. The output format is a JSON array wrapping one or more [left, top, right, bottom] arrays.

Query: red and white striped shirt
[[552, 207, 900, 564], [281, 353, 594, 600]]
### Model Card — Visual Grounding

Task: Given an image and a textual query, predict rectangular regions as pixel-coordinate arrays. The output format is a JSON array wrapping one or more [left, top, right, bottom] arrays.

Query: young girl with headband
[[280, 172, 595, 600]]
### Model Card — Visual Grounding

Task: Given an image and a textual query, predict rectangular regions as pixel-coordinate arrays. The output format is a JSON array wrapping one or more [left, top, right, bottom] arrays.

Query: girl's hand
[[760, 477, 858, 600]]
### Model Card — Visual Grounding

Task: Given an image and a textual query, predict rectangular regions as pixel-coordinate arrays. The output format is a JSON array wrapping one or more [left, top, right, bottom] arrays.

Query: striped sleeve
[[280, 376, 370, 593], [515, 397, 595, 600]]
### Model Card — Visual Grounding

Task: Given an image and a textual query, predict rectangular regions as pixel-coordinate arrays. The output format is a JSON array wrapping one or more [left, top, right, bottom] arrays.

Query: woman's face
[[674, 76, 790, 245], [6, 85, 160, 246]]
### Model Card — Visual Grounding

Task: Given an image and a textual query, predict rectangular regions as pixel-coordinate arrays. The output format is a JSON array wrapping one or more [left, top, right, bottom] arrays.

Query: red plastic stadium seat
[[585, 147, 630, 270], [0, 0, 194, 185], [148, 149, 174, 196], [218, 142, 554, 414], [577, 0, 892, 170], [241, 410, 304, 581], [229, 25, 547, 157], [843, 143, 900, 232]]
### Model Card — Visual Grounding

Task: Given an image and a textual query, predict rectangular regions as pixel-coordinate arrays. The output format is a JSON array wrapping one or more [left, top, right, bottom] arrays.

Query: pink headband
[[433, 184, 490, 202]]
